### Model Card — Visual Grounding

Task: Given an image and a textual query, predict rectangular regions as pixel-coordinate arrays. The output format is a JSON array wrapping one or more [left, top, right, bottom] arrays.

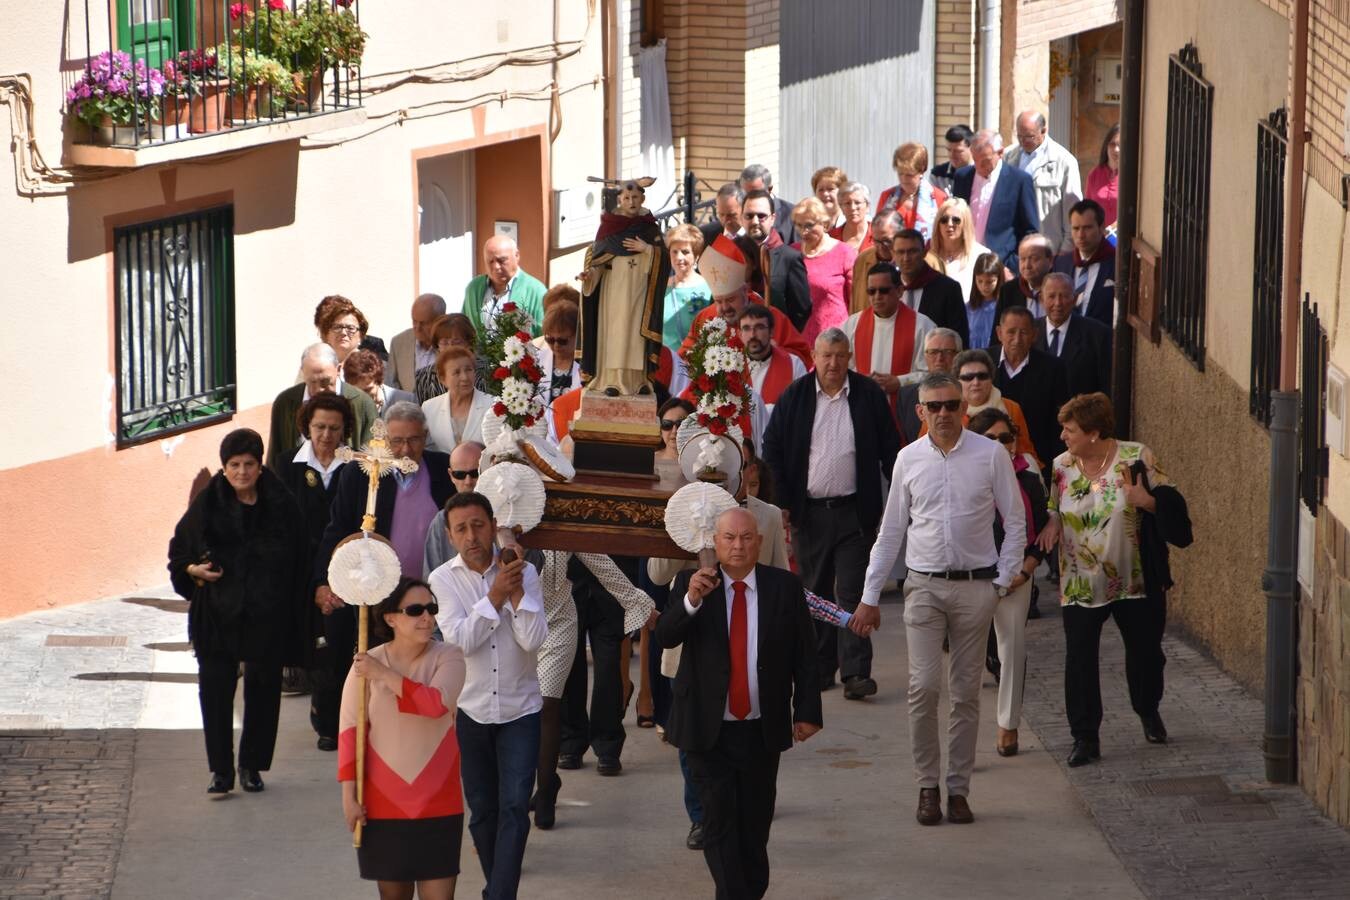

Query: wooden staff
[[354, 604, 368, 848]]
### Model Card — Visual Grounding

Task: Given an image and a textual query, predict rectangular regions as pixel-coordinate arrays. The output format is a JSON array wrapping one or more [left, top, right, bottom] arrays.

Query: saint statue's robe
[[578, 211, 668, 396]]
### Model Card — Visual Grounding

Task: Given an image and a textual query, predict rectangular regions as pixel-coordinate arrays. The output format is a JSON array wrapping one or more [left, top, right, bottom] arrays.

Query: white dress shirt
[[414, 341, 438, 373], [970, 161, 1003, 243], [430, 550, 548, 724], [1074, 261, 1102, 312], [861, 430, 1027, 605], [683, 567, 761, 720], [481, 274, 518, 324], [1002, 354, 1030, 379], [293, 438, 343, 488], [806, 379, 857, 498], [841, 309, 936, 385]]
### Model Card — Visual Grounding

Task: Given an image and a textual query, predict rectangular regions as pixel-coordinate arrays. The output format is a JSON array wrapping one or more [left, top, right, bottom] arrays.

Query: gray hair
[[716, 182, 745, 203], [815, 327, 850, 348], [1018, 232, 1054, 258], [917, 372, 961, 396], [301, 342, 339, 369], [871, 210, 903, 231], [839, 181, 871, 204], [1042, 271, 1074, 293], [1017, 110, 1047, 131], [970, 129, 1004, 154], [925, 327, 964, 352], [415, 292, 447, 316], [739, 163, 773, 189], [384, 401, 427, 427]]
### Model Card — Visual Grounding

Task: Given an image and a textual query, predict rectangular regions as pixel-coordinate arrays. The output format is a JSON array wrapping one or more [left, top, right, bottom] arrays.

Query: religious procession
[[10, 2, 1350, 899]]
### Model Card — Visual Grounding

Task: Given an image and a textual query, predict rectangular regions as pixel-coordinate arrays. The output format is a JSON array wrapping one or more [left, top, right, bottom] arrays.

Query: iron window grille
[[1159, 43, 1214, 369], [114, 205, 236, 447], [1250, 108, 1287, 427], [1299, 296, 1328, 510]]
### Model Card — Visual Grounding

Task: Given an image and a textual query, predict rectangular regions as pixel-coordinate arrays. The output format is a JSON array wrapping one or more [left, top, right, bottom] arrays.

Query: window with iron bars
[[1159, 43, 1213, 369], [1300, 296, 1329, 510], [114, 206, 236, 447], [1249, 108, 1287, 427]]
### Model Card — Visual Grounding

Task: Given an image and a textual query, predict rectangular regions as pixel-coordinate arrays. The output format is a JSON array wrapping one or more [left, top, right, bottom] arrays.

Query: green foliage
[[279, 1, 368, 72]]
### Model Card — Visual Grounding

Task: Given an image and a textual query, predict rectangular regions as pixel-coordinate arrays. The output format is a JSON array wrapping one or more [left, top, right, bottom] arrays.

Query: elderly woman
[[422, 346, 492, 453], [1086, 124, 1121, 226], [792, 196, 858, 344], [314, 294, 387, 362], [533, 284, 583, 349], [949, 349, 1040, 468], [415, 313, 477, 403], [1036, 393, 1192, 768], [877, 143, 948, 243], [343, 349, 415, 416], [662, 223, 711, 354], [168, 428, 304, 796], [968, 408, 1047, 758], [317, 298, 370, 375], [830, 182, 873, 252], [811, 165, 849, 228], [341, 577, 466, 896], [928, 198, 990, 300], [279, 393, 353, 751]]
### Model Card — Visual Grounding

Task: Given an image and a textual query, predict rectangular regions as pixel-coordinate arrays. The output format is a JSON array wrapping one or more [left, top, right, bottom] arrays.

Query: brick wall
[[1306, 0, 1350, 201], [934, 0, 978, 148], [1300, 510, 1350, 826], [1015, 0, 1120, 47]]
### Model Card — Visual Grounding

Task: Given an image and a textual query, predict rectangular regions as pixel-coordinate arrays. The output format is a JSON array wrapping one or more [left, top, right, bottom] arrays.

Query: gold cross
[[334, 418, 420, 533]]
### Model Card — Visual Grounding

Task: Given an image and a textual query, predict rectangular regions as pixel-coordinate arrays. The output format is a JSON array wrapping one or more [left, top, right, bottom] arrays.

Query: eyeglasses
[[988, 432, 1016, 445], [923, 399, 963, 413], [924, 348, 958, 357], [939, 216, 963, 226], [796, 221, 823, 230], [660, 418, 685, 431], [395, 602, 439, 618], [958, 371, 992, 382], [386, 435, 426, 448], [328, 325, 361, 336], [450, 468, 479, 480], [544, 335, 572, 346], [865, 287, 895, 295], [742, 212, 772, 220]]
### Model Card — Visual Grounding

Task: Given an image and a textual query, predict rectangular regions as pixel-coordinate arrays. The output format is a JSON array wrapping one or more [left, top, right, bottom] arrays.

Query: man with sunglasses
[[848, 211, 902, 316], [735, 189, 813, 333], [895, 328, 964, 445], [841, 262, 936, 399], [422, 441, 485, 578], [851, 372, 1027, 826]]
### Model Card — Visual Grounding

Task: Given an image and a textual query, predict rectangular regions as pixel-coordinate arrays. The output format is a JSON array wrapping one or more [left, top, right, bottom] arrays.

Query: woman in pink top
[[791, 196, 858, 344], [1086, 124, 1120, 226]]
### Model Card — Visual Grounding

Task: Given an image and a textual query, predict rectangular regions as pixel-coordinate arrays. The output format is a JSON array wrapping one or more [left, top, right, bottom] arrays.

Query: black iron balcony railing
[[68, 0, 363, 149]]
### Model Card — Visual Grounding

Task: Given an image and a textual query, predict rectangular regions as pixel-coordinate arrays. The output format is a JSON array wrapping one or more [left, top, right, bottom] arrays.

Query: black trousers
[[197, 656, 282, 774], [793, 499, 874, 681], [686, 721, 780, 900], [311, 605, 357, 739], [560, 567, 627, 760], [1062, 593, 1167, 741]]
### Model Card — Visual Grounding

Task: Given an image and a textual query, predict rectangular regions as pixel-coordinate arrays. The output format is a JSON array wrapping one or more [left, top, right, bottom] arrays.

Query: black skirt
[[357, 814, 463, 882]]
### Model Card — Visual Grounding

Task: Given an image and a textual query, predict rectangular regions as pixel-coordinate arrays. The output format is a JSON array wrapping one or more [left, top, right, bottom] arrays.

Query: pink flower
[[336, 0, 354, 8], [268, 0, 287, 8], [229, 3, 245, 20]]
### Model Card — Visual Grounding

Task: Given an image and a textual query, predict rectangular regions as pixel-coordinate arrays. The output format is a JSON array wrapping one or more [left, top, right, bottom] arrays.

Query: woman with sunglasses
[[951, 349, 1040, 470], [967, 408, 1048, 758], [928, 198, 989, 302], [656, 397, 694, 462], [341, 577, 466, 899]]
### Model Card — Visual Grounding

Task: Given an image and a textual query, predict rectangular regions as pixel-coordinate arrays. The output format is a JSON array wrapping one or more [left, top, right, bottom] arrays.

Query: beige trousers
[[991, 578, 1033, 730], [902, 572, 997, 797]]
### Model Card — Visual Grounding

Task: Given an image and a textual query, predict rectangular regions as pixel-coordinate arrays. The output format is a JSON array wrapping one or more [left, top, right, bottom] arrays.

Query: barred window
[[1249, 108, 1287, 427], [114, 206, 236, 447], [1159, 43, 1214, 369]]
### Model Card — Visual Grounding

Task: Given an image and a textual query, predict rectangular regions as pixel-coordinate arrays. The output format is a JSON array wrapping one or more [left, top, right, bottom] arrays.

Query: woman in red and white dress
[[341, 578, 466, 899]]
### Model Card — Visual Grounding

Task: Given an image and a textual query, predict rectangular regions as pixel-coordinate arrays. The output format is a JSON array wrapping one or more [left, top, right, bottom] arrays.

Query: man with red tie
[[739, 304, 807, 411], [841, 261, 935, 400], [656, 508, 822, 900]]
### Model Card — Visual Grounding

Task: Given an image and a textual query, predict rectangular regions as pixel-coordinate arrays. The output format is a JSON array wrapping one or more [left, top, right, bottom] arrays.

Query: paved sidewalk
[[2, 586, 1138, 900]]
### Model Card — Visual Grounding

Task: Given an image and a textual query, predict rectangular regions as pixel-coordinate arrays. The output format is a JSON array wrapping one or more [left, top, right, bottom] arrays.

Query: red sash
[[757, 347, 796, 404], [854, 305, 917, 376]]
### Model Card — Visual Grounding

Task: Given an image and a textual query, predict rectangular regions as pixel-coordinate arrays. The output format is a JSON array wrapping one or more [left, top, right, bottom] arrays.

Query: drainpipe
[[978, 0, 1001, 130], [1111, 0, 1143, 431], [1263, 0, 1308, 786]]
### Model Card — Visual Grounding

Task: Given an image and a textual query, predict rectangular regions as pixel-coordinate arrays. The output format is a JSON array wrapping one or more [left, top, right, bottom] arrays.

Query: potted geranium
[[174, 48, 228, 134], [214, 45, 295, 124], [279, 0, 367, 109], [65, 51, 166, 145]]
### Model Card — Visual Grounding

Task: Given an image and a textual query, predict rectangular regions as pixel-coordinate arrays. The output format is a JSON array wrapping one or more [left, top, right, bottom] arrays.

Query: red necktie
[[728, 580, 751, 720]]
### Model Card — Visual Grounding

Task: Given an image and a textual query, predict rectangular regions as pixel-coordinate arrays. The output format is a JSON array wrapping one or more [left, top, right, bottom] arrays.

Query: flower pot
[[291, 70, 326, 111], [187, 79, 228, 134], [94, 116, 152, 147], [226, 85, 259, 125]]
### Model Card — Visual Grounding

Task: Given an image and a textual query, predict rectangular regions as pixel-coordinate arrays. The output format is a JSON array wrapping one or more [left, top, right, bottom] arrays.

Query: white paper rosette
[[676, 413, 743, 455], [677, 429, 743, 498], [327, 534, 403, 606], [521, 434, 575, 482], [476, 461, 547, 532], [664, 482, 740, 554]]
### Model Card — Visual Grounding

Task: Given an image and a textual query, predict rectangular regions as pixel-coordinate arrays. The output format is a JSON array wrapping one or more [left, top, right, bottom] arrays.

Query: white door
[[417, 152, 475, 310]]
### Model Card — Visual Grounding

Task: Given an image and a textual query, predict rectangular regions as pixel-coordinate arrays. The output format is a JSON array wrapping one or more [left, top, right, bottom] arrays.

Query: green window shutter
[[117, 0, 196, 69]]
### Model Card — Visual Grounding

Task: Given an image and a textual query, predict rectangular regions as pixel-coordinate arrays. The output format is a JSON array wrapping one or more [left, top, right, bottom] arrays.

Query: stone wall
[[1299, 510, 1350, 825]]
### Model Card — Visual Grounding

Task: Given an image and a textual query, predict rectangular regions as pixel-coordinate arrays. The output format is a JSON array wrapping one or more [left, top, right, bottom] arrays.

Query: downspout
[[978, 0, 1001, 130], [1111, 0, 1144, 430], [1262, 0, 1308, 785]]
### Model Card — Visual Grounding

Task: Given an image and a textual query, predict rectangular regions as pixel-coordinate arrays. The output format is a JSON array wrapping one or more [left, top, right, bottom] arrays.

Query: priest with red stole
[[840, 261, 935, 398], [738, 304, 805, 411]]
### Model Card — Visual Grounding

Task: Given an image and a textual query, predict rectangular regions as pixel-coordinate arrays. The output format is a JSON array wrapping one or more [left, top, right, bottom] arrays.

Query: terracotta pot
[[226, 85, 259, 125], [187, 79, 228, 134], [291, 70, 325, 111]]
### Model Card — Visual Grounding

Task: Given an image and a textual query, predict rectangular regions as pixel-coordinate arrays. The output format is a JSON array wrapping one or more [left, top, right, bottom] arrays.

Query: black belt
[[913, 566, 998, 581], [806, 494, 856, 509]]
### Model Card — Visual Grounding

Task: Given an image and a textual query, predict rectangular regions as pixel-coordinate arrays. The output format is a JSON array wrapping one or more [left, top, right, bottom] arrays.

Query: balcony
[[65, 0, 366, 168]]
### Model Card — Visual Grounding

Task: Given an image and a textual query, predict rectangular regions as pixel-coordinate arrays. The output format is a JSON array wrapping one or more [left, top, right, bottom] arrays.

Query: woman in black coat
[[277, 393, 352, 752], [168, 428, 305, 797]]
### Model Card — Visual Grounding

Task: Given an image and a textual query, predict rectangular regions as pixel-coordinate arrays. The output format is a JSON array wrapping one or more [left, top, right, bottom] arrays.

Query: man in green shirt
[[461, 235, 546, 337]]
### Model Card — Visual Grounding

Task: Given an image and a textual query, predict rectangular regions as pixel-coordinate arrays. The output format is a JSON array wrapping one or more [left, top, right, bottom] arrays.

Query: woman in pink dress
[[1086, 124, 1120, 226], [791, 196, 858, 344]]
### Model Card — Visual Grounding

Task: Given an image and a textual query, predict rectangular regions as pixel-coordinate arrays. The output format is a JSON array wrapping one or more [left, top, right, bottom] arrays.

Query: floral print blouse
[[1048, 441, 1169, 608]]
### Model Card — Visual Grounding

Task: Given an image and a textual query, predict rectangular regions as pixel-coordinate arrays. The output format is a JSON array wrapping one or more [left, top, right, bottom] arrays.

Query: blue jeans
[[678, 748, 703, 824], [456, 709, 541, 900]]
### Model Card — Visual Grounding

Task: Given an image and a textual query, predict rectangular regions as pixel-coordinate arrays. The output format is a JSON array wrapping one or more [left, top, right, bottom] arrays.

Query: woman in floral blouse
[[1036, 393, 1189, 770]]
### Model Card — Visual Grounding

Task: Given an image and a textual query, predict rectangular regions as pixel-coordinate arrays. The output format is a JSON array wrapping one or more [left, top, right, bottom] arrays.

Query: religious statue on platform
[[578, 177, 668, 397]]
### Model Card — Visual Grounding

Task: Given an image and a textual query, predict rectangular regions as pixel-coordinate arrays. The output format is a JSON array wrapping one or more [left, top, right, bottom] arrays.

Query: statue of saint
[[578, 178, 668, 397]]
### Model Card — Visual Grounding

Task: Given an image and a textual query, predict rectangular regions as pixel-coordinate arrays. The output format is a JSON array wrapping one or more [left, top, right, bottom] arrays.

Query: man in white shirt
[[430, 492, 547, 900], [739, 305, 806, 410], [1004, 111, 1083, 254], [851, 372, 1027, 827]]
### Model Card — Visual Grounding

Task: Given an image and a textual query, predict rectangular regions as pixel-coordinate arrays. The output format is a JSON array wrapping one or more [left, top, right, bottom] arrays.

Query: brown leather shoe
[[947, 794, 974, 824], [996, 727, 1019, 757], [916, 788, 942, 826]]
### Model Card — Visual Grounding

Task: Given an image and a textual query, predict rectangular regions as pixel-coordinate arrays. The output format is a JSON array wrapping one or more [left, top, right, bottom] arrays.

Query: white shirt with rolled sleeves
[[683, 568, 761, 720], [430, 550, 548, 724], [860, 429, 1027, 605], [806, 379, 857, 498]]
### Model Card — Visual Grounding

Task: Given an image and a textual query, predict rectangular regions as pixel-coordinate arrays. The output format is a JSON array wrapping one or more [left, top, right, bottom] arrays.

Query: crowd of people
[[164, 111, 1194, 900]]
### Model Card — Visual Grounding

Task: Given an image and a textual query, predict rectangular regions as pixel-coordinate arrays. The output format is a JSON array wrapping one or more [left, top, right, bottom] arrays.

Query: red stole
[[901, 263, 942, 292], [757, 347, 796, 404], [1073, 241, 1113, 268], [854, 305, 917, 376]]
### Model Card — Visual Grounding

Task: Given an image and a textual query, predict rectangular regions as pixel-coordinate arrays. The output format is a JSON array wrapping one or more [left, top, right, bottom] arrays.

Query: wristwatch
[[995, 584, 1010, 598]]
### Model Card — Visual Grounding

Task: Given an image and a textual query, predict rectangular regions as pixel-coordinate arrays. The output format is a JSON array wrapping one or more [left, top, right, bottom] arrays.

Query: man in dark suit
[[763, 330, 900, 698], [266, 343, 378, 472], [309, 402, 454, 749], [1036, 272, 1112, 398], [896, 327, 963, 445], [1052, 198, 1115, 328], [893, 228, 970, 349], [952, 129, 1040, 273], [656, 508, 822, 900], [991, 306, 1070, 473], [739, 163, 797, 245], [737, 189, 812, 334], [698, 183, 744, 250], [992, 233, 1056, 333]]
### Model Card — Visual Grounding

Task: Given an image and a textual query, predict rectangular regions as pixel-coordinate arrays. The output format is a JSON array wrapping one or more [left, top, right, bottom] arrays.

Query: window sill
[[66, 107, 366, 169]]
